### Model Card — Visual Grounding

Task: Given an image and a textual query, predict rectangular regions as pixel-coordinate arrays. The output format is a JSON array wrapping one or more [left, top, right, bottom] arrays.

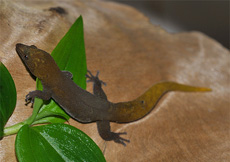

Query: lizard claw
[[111, 132, 130, 146], [86, 70, 106, 86], [25, 92, 35, 107]]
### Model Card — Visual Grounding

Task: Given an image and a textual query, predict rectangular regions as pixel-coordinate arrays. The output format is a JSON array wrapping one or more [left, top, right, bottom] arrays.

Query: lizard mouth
[[16, 43, 24, 57]]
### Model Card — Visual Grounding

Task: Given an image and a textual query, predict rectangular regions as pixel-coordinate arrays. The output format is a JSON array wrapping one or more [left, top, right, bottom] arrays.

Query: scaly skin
[[16, 43, 211, 146]]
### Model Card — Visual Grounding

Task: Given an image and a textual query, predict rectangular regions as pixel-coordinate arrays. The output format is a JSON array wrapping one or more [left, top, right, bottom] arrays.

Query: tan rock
[[0, 0, 229, 162]]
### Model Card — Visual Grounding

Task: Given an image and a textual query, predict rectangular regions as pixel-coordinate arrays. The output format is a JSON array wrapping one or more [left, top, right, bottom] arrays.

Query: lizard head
[[16, 43, 58, 79]]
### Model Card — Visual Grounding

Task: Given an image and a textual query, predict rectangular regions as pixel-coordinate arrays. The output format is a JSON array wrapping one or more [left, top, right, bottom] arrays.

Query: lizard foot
[[111, 132, 130, 146], [25, 92, 35, 107], [86, 70, 106, 86]]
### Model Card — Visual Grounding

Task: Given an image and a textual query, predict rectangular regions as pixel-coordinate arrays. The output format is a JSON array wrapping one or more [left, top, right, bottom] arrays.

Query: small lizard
[[16, 43, 211, 146]]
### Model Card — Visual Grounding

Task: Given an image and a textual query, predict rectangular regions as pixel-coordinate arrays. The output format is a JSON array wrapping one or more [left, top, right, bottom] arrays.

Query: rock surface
[[0, 0, 229, 162]]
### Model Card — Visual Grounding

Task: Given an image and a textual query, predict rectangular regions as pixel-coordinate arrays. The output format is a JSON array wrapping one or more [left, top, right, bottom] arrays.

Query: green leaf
[[34, 100, 69, 121], [0, 62, 16, 138], [15, 124, 106, 162], [51, 15, 87, 88], [33, 15, 87, 123]]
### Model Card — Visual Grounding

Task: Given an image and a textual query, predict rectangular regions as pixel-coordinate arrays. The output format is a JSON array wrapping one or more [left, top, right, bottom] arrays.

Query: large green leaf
[[32, 15, 87, 124], [51, 15, 87, 88], [15, 124, 106, 162], [0, 62, 16, 138]]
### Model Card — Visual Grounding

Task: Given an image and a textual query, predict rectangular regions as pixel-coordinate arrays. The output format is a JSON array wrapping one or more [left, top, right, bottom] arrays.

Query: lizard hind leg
[[97, 120, 130, 146], [87, 70, 130, 146]]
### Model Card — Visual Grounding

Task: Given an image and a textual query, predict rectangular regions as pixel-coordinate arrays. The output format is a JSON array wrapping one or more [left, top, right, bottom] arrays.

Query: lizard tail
[[109, 81, 211, 123]]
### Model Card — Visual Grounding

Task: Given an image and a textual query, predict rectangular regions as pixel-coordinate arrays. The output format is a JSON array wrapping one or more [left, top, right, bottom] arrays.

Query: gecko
[[16, 43, 211, 146]]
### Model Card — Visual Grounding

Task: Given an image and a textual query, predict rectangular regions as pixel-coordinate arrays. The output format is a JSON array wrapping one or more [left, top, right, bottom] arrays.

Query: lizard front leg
[[25, 89, 52, 105]]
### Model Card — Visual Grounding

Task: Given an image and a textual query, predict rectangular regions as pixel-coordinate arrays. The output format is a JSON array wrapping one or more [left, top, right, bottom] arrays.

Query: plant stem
[[3, 98, 43, 136], [3, 122, 25, 136]]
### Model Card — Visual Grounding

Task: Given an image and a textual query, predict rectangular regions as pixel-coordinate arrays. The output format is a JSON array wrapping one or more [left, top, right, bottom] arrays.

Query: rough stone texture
[[0, 0, 229, 162]]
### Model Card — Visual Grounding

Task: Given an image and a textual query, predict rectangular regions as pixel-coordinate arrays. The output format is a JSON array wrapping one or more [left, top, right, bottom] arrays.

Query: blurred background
[[109, 0, 229, 49]]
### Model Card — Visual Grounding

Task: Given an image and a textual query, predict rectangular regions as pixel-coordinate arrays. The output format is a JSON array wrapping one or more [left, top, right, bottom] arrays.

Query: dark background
[[109, 0, 229, 49]]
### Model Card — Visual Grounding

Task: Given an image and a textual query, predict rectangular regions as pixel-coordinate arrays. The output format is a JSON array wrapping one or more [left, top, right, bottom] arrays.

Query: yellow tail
[[109, 82, 211, 123]]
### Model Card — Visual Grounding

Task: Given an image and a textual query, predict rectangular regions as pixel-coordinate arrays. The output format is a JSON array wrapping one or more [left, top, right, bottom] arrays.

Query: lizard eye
[[140, 100, 145, 104], [24, 54, 29, 60]]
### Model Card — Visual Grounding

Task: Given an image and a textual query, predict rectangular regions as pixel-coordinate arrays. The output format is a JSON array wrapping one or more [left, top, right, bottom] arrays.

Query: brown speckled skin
[[16, 44, 210, 146]]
